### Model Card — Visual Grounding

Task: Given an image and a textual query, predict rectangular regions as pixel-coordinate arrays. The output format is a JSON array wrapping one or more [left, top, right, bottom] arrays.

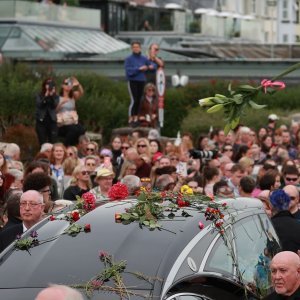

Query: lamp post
[[267, 0, 277, 59]]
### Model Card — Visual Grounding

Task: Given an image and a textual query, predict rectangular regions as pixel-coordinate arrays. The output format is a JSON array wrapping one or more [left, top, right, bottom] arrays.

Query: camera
[[47, 81, 55, 90], [189, 149, 218, 160]]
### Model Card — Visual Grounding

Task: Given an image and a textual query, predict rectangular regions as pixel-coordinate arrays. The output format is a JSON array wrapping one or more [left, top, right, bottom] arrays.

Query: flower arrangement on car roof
[[112, 184, 229, 235]]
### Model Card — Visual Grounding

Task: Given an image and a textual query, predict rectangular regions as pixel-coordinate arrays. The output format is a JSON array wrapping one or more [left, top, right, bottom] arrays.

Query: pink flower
[[199, 222, 205, 230], [91, 280, 103, 288]]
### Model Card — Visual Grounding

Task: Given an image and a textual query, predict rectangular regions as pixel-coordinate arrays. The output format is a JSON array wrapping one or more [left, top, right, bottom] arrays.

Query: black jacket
[[35, 93, 59, 122], [271, 210, 300, 253], [0, 223, 23, 253], [264, 287, 300, 299]]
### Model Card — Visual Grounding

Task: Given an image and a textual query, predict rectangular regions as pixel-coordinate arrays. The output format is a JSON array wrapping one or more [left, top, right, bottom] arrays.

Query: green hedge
[[0, 63, 299, 143]]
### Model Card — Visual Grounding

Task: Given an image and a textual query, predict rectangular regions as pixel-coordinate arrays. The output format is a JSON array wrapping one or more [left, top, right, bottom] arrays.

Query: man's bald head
[[35, 285, 84, 300], [270, 251, 300, 296], [283, 185, 299, 214]]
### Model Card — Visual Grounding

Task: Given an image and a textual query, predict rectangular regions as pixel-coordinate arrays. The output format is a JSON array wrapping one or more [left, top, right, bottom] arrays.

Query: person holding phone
[[35, 78, 59, 146], [56, 76, 85, 146]]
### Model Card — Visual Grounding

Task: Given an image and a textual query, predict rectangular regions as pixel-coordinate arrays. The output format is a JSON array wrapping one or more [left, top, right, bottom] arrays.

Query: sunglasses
[[122, 146, 129, 150], [67, 152, 74, 156], [81, 171, 89, 175], [86, 148, 95, 152], [138, 144, 147, 148], [285, 177, 298, 182], [154, 48, 159, 51], [290, 196, 297, 200]]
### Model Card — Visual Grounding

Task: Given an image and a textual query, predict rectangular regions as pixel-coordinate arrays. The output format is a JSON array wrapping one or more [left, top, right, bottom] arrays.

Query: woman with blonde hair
[[134, 138, 151, 161], [118, 160, 137, 180], [63, 165, 91, 201]]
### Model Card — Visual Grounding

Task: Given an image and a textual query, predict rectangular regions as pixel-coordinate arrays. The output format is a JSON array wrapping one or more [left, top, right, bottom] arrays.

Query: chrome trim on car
[[160, 225, 212, 299]]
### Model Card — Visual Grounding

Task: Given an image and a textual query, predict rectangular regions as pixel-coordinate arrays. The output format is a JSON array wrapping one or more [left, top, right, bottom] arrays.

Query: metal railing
[[0, 0, 101, 28]]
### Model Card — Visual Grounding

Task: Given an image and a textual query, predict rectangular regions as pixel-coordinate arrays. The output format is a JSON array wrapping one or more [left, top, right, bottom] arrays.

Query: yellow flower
[[180, 185, 193, 195]]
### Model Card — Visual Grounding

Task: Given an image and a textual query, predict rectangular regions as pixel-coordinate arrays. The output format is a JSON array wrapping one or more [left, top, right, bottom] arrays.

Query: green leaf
[[121, 213, 131, 220], [237, 84, 257, 91], [231, 117, 240, 129], [181, 210, 192, 217], [224, 120, 233, 135], [248, 100, 267, 109], [207, 104, 224, 113], [143, 220, 150, 226], [232, 94, 243, 104], [168, 213, 175, 219]]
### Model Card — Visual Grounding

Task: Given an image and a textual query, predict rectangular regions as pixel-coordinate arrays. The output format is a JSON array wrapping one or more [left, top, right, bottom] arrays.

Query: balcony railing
[[0, 0, 101, 28]]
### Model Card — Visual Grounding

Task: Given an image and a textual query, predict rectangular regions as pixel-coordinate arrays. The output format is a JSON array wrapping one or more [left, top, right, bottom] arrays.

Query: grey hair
[[121, 175, 141, 195], [21, 190, 44, 203]]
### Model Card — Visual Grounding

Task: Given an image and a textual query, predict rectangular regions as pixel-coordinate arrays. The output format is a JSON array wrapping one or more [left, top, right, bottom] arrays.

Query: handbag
[[57, 110, 78, 127]]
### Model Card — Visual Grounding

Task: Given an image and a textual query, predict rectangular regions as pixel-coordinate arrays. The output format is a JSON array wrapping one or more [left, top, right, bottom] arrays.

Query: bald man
[[35, 285, 84, 300], [264, 251, 300, 299], [283, 185, 300, 221]]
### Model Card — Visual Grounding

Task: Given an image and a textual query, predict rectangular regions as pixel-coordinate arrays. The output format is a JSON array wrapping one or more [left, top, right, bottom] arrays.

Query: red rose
[[84, 224, 91, 232], [108, 182, 129, 201], [82, 192, 96, 211], [72, 211, 80, 222], [222, 202, 227, 207], [49, 215, 56, 221], [177, 200, 187, 207]]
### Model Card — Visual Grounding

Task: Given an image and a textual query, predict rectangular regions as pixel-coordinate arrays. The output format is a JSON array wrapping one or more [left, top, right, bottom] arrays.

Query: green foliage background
[[0, 63, 298, 144]]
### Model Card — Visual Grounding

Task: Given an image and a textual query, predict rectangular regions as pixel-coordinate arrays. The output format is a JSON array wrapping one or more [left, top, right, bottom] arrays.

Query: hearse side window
[[204, 228, 234, 275], [233, 214, 279, 296]]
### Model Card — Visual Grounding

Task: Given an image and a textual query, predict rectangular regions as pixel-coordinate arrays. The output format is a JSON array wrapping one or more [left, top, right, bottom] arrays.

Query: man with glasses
[[283, 185, 300, 221], [0, 190, 45, 252], [282, 165, 300, 187]]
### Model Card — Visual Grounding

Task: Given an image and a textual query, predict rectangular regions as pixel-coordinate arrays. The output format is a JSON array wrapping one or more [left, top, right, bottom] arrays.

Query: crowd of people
[[2, 77, 300, 297]]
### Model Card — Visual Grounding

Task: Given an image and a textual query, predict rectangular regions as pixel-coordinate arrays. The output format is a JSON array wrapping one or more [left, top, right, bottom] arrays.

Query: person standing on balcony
[[125, 41, 151, 127], [146, 43, 164, 84], [35, 78, 59, 146]]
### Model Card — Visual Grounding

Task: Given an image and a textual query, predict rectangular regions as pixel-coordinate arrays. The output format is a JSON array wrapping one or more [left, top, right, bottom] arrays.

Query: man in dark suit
[[0, 190, 45, 252]]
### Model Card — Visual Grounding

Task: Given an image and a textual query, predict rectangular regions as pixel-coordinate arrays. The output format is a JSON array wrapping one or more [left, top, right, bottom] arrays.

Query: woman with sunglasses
[[56, 76, 85, 146], [134, 138, 151, 161], [63, 165, 91, 201], [139, 83, 158, 128], [35, 78, 59, 146]]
